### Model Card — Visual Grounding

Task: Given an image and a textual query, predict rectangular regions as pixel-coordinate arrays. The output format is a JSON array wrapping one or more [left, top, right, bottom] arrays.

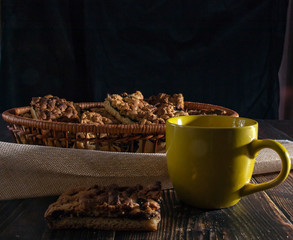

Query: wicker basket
[[2, 102, 239, 153]]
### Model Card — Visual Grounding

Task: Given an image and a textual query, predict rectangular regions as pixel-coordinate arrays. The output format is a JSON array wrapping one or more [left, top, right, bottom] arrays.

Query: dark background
[[0, 0, 289, 119]]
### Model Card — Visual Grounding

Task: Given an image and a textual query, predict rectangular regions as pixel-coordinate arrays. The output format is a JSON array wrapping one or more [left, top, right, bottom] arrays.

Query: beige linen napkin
[[253, 140, 293, 174], [0, 140, 292, 200]]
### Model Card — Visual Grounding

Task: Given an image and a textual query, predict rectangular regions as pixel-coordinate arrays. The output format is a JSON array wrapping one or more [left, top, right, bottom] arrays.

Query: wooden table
[[0, 118, 292, 240]]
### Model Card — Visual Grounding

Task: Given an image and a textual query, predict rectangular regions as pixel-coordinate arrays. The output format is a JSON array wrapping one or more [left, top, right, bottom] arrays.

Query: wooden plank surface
[[0, 186, 293, 240], [257, 120, 293, 140], [264, 120, 293, 139], [0, 118, 293, 239], [254, 173, 293, 223], [0, 117, 14, 143]]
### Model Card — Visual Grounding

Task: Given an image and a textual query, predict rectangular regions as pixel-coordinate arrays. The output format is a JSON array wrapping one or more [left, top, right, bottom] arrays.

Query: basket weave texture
[[2, 102, 238, 153]]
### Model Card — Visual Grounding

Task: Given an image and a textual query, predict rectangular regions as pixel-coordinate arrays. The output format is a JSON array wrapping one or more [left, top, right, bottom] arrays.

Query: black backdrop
[[0, 0, 289, 119]]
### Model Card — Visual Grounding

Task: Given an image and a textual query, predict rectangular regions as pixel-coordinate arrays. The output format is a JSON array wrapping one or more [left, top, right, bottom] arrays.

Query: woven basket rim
[[1, 101, 239, 134]]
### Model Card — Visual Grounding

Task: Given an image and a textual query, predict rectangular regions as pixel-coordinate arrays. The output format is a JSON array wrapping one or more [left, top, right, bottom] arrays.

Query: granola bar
[[30, 95, 80, 123], [44, 182, 162, 231], [147, 93, 184, 110], [104, 91, 163, 124], [75, 107, 124, 150]]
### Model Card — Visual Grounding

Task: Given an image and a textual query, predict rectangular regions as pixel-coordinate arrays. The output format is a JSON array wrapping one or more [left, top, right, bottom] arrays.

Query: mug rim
[[166, 115, 258, 129]]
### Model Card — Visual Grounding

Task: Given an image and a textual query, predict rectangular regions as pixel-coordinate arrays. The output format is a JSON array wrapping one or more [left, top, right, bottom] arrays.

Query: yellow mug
[[166, 115, 291, 209]]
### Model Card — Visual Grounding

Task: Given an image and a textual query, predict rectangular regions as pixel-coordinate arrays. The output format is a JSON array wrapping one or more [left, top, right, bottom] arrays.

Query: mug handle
[[240, 139, 291, 197]]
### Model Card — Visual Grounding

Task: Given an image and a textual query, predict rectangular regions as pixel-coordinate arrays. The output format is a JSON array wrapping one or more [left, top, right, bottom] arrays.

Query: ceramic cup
[[166, 115, 291, 209]]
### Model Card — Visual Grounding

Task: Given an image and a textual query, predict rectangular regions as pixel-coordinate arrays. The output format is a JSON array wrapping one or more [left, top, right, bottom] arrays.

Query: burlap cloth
[[0, 140, 292, 200]]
